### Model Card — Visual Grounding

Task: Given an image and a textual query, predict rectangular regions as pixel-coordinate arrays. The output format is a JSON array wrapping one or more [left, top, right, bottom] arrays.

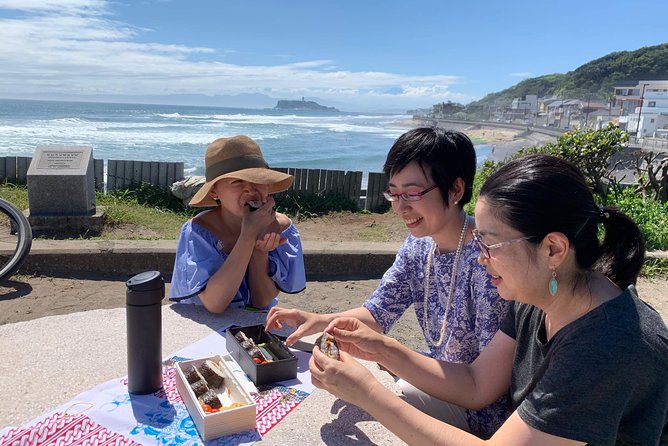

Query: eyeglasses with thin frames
[[383, 184, 438, 202], [472, 228, 535, 259]]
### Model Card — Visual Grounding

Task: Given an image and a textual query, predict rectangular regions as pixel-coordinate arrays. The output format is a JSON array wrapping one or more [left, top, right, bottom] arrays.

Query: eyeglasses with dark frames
[[472, 228, 535, 259], [383, 184, 438, 202]]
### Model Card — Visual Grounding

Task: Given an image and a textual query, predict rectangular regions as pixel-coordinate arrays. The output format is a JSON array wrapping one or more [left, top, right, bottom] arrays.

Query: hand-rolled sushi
[[190, 379, 210, 397], [235, 331, 249, 343], [184, 365, 203, 384], [316, 332, 340, 360], [246, 346, 264, 361], [199, 360, 225, 388], [199, 389, 223, 410]]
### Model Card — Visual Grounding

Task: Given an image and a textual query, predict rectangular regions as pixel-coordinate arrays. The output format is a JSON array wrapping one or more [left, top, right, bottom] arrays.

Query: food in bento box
[[200, 384, 247, 413], [235, 330, 274, 363], [316, 332, 340, 360], [184, 359, 248, 415], [200, 388, 223, 409], [176, 355, 256, 440], [199, 360, 226, 388], [185, 365, 203, 384], [235, 331, 250, 343], [191, 379, 210, 397]]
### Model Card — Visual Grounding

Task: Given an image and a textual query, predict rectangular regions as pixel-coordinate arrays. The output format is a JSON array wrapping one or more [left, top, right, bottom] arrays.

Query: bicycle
[[0, 198, 32, 281]]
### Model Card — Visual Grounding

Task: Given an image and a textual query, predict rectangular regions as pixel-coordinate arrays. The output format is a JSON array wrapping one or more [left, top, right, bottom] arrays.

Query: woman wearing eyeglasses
[[310, 154, 668, 445], [267, 127, 509, 437]]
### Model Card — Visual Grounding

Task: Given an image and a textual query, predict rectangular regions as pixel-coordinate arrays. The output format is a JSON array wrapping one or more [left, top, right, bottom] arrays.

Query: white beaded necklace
[[422, 215, 470, 347]]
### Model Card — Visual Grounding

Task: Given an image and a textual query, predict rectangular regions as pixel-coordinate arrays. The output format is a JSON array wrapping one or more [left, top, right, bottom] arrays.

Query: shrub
[[274, 192, 359, 220], [106, 182, 196, 216], [481, 125, 629, 200], [606, 187, 668, 251]]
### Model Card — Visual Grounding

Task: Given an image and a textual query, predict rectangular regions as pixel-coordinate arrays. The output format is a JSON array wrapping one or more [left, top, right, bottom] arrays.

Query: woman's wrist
[[377, 335, 401, 366]]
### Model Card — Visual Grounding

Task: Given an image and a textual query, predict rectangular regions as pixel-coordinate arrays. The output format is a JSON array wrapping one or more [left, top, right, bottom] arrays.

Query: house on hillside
[[545, 99, 584, 129], [508, 95, 538, 124], [587, 105, 622, 130], [614, 80, 668, 137]]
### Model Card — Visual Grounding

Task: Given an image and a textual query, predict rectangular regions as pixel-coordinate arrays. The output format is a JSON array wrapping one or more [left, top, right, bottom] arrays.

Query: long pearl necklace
[[422, 215, 470, 347]]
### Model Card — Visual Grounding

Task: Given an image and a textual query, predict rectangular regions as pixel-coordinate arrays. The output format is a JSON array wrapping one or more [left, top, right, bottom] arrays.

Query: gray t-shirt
[[500, 285, 668, 445]]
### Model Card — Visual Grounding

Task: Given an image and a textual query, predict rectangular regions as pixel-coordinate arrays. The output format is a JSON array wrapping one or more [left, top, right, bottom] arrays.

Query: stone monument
[[27, 145, 105, 237]]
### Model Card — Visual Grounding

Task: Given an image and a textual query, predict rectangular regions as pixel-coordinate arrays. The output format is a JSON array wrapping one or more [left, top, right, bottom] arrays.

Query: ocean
[[0, 99, 491, 187]]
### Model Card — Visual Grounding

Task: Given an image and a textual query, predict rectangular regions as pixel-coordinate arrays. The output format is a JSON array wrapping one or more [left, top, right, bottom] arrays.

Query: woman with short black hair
[[268, 127, 509, 437]]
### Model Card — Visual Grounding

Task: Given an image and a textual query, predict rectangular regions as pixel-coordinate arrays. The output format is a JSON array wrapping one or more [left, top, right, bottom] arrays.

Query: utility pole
[[635, 83, 648, 137]]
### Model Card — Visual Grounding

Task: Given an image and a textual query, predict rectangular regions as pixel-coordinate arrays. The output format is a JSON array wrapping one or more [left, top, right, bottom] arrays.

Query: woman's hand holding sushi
[[324, 317, 390, 363], [309, 345, 381, 407], [240, 196, 279, 242]]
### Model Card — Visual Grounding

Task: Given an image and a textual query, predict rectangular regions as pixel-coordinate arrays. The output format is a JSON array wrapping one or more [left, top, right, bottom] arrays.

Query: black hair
[[383, 127, 477, 208], [479, 154, 645, 288]]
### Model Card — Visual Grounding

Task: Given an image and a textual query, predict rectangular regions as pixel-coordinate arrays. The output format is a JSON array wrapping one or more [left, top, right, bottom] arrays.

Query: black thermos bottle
[[126, 270, 165, 395]]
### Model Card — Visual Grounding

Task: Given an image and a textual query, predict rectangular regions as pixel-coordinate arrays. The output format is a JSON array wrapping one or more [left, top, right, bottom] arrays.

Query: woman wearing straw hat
[[170, 135, 306, 314]]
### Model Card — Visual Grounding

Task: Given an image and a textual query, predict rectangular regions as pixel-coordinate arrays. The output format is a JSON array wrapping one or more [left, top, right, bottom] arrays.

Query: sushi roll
[[190, 379, 210, 397], [246, 346, 264, 361], [245, 200, 262, 212], [316, 332, 341, 360], [199, 389, 222, 410], [184, 365, 202, 384], [199, 360, 225, 388]]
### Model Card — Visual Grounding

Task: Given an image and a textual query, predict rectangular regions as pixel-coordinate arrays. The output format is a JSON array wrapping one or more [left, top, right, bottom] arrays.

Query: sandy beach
[[465, 127, 558, 161]]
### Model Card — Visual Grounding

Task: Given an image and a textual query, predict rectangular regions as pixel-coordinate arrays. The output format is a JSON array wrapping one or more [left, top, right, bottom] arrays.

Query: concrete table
[[0, 305, 402, 445]]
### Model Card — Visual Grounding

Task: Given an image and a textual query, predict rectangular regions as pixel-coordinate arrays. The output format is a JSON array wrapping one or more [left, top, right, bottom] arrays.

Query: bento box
[[226, 325, 298, 385], [174, 354, 257, 441]]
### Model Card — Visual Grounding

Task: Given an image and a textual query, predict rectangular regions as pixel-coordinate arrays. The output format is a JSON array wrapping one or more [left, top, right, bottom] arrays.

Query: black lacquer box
[[226, 325, 298, 385]]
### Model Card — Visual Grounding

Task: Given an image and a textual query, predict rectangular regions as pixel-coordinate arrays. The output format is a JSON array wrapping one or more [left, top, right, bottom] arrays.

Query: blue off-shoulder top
[[169, 219, 306, 310]]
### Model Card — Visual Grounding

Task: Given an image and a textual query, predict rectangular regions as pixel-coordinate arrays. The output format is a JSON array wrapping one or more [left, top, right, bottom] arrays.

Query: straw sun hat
[[189, 135, 293, 207]]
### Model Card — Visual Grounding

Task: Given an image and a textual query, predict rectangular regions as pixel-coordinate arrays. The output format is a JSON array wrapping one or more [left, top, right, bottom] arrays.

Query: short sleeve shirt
[[363, 234, 509, 437], [501, 286, 668, 445], [169, 219, 306, 310]]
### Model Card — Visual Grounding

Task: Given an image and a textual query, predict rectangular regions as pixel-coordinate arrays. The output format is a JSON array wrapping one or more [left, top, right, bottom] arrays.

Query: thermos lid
[[126, 271, 165, 306]]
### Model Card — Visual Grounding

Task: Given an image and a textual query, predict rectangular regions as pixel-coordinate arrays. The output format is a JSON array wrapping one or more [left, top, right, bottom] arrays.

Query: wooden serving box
[[174, 354, 257, 441]]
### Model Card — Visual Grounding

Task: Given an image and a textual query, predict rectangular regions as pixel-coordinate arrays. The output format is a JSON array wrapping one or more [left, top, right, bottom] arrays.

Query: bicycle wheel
[[0, 198, 32, 281]]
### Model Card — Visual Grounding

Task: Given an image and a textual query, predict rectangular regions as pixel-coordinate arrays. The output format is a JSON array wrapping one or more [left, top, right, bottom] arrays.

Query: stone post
[[27, 145, 105, 237]]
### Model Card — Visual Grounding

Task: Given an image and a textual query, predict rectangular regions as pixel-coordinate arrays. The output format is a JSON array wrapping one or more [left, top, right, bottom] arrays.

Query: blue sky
[[0, 0, 666, 112]]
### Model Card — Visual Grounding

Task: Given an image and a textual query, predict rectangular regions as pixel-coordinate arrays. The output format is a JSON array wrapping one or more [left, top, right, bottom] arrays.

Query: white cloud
[[0, 0, 109, 15], [0, 0, 471, 110]]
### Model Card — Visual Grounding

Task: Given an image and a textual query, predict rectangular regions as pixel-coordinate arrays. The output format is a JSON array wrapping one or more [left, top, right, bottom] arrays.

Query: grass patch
[[641, 258, 668, 278], [97, 194, 188, 239], [0, 184, 363, 241], [0, 182, 29, 210]]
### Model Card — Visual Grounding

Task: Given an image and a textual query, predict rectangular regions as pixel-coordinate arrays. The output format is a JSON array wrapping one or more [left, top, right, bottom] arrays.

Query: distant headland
[[274, 98, 339, 112]]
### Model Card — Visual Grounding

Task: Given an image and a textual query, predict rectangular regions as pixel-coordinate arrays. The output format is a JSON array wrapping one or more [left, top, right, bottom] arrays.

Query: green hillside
[[469, 43, 668, 108]]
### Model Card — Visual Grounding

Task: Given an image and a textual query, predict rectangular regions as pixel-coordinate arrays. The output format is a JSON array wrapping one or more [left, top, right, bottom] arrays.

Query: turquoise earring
[[548, 270, 558, 296]]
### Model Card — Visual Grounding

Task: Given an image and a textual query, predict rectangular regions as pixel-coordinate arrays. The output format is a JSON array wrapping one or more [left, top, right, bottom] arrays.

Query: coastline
[[406, 118, 559, 162], [474, 128, 558, 162]]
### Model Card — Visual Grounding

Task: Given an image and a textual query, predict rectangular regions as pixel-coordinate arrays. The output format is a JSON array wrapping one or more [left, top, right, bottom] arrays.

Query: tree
[[509, 124, 629, 198]]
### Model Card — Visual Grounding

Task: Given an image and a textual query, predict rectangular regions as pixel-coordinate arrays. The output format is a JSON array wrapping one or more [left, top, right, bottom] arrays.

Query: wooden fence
[[107, 159, 185, 191], [0, 157, 390, 212]]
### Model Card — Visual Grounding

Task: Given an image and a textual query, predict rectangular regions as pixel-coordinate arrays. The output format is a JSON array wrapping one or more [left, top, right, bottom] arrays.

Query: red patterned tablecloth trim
[[0, 412, 140, 446], [253, 385, 309, 436]]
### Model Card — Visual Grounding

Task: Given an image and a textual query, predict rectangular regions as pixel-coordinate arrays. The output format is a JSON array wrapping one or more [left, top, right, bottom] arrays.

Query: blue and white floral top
[[169, 220, 306, 310], [364, 234, 509, 437]]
